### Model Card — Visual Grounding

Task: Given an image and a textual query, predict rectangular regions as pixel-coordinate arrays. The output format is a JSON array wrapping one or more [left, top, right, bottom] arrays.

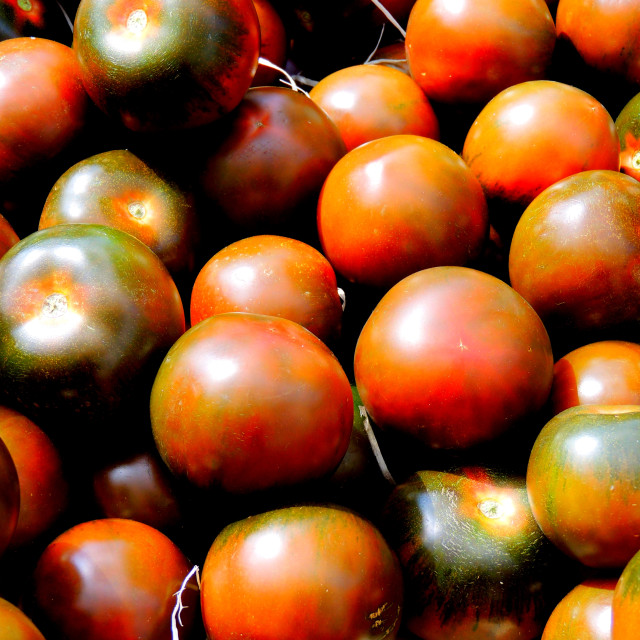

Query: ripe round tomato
[[615, 91, 640, 182], [0, 597, 45, 640], [309, 64, 439, 151], [527, 405, 640, 568], [0, 213, 19, 259], [405, 0, 556, 104], [354, 266, 554, 449], [31, 518, 198, 640], [0, 436, 19, 559], [200, 504, 403, 640], [317, 135, 489, 289], [150, 312, 353, 494], [462, 81, 620, 210], [250, 0, 287, 87], [613, 547, 640, 640], [189, 235, 343, 345], [73, 0, 260, 131]]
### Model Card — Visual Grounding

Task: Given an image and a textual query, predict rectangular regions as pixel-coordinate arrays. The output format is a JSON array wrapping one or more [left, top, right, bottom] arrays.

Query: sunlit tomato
[[200, 504, 403, 640], [0, 213, 18, 259], [0, 224, 185, 432], [250, 0, 287, 87], [0, 436, 19, 559], [73, 0, 260, 131], [354, 266, 553, 449], [0, 597, 45, 640], [462, 81, 620, 209], [615, 92, 640, 182], [613, 548, 640, 640], [542, 578, 615, 640], [309, 64, 439, 151], [0, 406, 68, 548], [0, 37, 89, 183], [551, 341, 640, 415], [31, 518, 198, 640], [189, 235, 343, 344], [150, 312, 353, 494], [508, 170, 640, 341], [39, 149, 198, 279], [317, 135, 489, 289], [383, 467, 569, 640], [527, 405, 640, 568], [405, 0, 556, 104]]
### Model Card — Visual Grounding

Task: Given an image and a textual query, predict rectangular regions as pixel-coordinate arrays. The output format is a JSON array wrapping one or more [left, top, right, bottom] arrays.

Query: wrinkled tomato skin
[[0, 597, 45, 640], [527, 405, 640, 568], [405, 0, 556, 104], [73, 0, 260, 131], [0, 436, 19, 559], [200, 505, 403, 640], [613, 548, 640, 640], [31, 518, 199, 640], [615, 91, 640, 182], [354, 266, 554, 449]]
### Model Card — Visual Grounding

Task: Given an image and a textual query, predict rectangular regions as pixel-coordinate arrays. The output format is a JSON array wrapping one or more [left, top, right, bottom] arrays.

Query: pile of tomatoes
[[1, 0, 640, 639]]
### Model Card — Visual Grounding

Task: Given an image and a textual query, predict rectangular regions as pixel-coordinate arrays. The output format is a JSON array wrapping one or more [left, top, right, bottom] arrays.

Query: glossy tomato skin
[[615, 92, 640, 182], [0, 597, 45, 640], [354, 266, 554, 449], [31, 518, 198, 640], [527, 405, 640, 568], [250, 0, 287, 87], [0, 436, 19, 559], [0, 224, 185, 432], [189, 235, 343, 344], [405, 0, 556, 104], [317, 136, 489, 290], [200, 504, 403, 640], [73, 0, 260, 131], [509, 170, 640, 341], [462, 81, 620, 209], [613, 548, 640, 640], [0, 37, 90, 183], [150, 312, 353, 494]]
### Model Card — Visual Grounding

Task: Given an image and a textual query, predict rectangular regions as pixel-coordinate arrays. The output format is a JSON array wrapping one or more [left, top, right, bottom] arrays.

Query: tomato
[[383, 467, 569, 640], [354, 266, 554, 449], [73, 0, 260, 131], [189, 235, 343, 345], [317, 135, 489, 289], [250, 0, 287, 87], [31, 518, 198, 640], [551, 340, 640, 415], [508, 170, 640, 343], [0, 0, 71, 43], [200, 504, 403, 640], [527, 405, 640, 568], [0, 436, 19, 559], [39, 149, 198, 280], [150, 312, 353, 494], [462, 81, 620, 212], [0, 597, 45, 640], [309, 64, 439, 151], [405, 0, 556, 104], [542, 578, 615, 640], [615, 91, 640, 182], [368, 43, 411, 76], [0, 213, 19, 259], [613, 548, 640, 640], [0, 224, 185, 434], [0, 37, 90, 184]]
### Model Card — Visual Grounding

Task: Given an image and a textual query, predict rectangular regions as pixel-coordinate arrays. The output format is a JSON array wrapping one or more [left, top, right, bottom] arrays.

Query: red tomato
[[615, 91, 640, 182], [73, 0, 260, 131], [0, 213, 18, 259], [405, 0, 556, 104], [32, 518, 198, 640], [250, 0, 287, 87], [354, 266, 554, 449], [190, 235, 343, 345], [613, 548, 640, 640], [150, 312, 353, 494], [200, 504, 403, 640], [309, 64, 439, 151], [462, 81, 620, 209], [527, 405, 640, 568], [0, 436, 19, 559], [317, 135, 489, 289], [0, 597, 45, 640]]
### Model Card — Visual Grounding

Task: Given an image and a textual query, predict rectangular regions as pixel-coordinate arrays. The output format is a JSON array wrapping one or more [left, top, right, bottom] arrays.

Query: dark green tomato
[[73, 0, 260, 131], [0, 224, 185, 432], [383, 467, 570, 640]]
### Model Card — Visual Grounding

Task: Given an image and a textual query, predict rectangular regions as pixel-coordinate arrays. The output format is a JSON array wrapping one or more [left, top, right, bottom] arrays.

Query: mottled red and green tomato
[[615, 91, 640, 181], [250, 0, 287, 87], [0, 597, 45, 640], [150, 312, 353, 494], [73, 0, 260, 131], [508, 170, 640, 338], [200, 505, 403, 640], [527, 405, 640, 568], [317, 136, 489, 289], [189, 235, 343, 344], [613, 548, 640, 640], [39, 149, 198, 279], [32, 518, 198, 640], [383, 467, 564, 640], [0, 37, 89, 183], [0, 437, 19, 559], [354, 266, 554, 449], [309, 64, 439, 151], [0, 224, 185, 428], [0, 213, 19, 258], [405, 0, 556, 104], [462, 81, 620, 208]]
